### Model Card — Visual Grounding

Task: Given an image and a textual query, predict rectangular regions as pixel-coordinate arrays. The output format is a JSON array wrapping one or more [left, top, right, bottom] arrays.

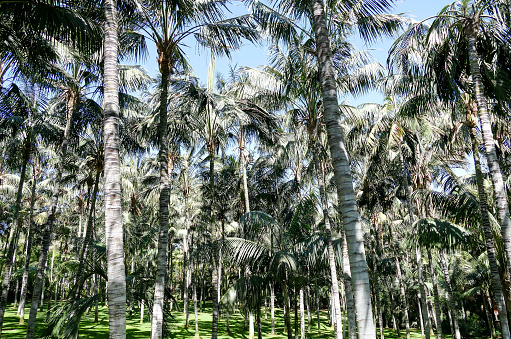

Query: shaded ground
[[1, 302, 461, 338]]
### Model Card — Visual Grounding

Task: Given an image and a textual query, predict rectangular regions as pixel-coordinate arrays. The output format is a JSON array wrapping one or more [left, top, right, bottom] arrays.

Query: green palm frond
[[413, 217, 471, 250]]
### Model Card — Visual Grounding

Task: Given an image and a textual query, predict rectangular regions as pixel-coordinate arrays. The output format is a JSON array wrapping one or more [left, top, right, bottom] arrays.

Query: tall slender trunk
[[438, 250, 460, 339], [210, 144, 220, 339], [300, 288, 305, 339], [193, 258, 199, 338], [374, 281, 384, 339], [416, 246, 431, 339], [342, 236, 357, 339], [283, 281, 292, 339], [0, 150, 29, 333], [466, 105, 511, 338], [249, 308, 255, 339], [26, 91, 75, 339], [316, 287, 321, 333], [76, 167, 101, 297], [18, 165, 37, 324], [468, 18, 511, 277], [306, 285, 311, 332], [318, 163, 343, 339], [240, 131, 250, 213], [183, 228, 190, 327], [428, 251, 443, 339], [102, 1, 126, 337], [294, 288, 299, 339], [418, 295, 425, 337], [394, 241, 410, 339], [311, 2, 375, 337], [400, 144, 430, 339], [271, 283, 275, 335], [151, 53, 171, 339], [257, 306, 262, 339], [13, 279, 19, 309], [484, 291, 496, 339]]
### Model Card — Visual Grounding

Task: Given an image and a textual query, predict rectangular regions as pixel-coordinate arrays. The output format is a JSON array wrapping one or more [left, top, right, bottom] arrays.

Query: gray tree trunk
[[394, 245, 410, 339], [271, 283, 275, 335], [342, 235, 357, 339], [311, 1, 376, 337], [427, 251, 443, 339], [467, 107, 511, 338], [18, 165, 37, 324], [102, 0, 127, 336], [76, 167, 101, 295], [318, 164, 343, 339], [438, 250, 460, 339], [300, 288, 305, 339], [26, 89, 75, 339], [400, 143, 430, 339], [468, 18, 511, 282], [151, 53, 171, 339], [0, 153, 29, 333]]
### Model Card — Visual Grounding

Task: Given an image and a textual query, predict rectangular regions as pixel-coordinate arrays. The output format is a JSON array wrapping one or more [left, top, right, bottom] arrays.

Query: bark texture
[[311, 0, 375, 337], [151, 50, 171, 339], [467, 107, 511, 338], [468, 18, 511, 280], [103, 0, 127, 337]]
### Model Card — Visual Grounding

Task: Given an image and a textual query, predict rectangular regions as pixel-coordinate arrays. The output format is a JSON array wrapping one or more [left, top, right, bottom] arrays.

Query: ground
[[2, 302, 456, 338]]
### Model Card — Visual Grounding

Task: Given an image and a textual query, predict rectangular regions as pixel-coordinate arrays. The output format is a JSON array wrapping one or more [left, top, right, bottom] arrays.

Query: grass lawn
[[2, 302, 458, 338]]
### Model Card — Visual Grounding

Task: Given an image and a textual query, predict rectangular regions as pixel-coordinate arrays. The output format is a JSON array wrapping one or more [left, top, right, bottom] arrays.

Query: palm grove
[[1, 0, 511, 338]]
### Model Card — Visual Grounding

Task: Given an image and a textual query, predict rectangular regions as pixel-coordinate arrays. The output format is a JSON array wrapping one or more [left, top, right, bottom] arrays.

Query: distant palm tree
[[130, 1, 258, 335]]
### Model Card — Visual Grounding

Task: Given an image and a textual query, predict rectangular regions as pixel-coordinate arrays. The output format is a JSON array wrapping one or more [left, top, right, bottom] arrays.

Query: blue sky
[[139, 0, 453, 104]]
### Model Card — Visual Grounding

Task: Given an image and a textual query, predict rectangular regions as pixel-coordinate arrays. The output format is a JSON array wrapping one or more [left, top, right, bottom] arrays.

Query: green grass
[[1, 302, 462, 338]]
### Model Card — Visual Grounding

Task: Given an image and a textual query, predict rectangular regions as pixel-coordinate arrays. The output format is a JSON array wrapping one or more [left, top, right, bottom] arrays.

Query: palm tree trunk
[[318, 164, 343, 339], [311, 1, 375, 337], [399, 143, 430, 339], [342, 236, 357, 339], [0, 149, 29, 333], [26, 90, 75, 339], [18, 166, 37, 324], [271, 283, 275, 335], [249, 308, 255, 339], [394, 242, 410, 339], [209, 144, 220, 339], [193, 259, 199, 338], [306, 285, 311, 332], [438, 250, 460, 339], [102, 1, 126, 337], [416, 245, 431, 339], [300, 288, 305, 339], [374, 282, 384, 339], [151, 55, 171, 339], [284, 281, 292, 339], [427, 251, 443, 339], [240, 131, 250, 213], [316, 287, 321, 333], [468, 18, 511, 276], [467, 108, 511, 338], [418, 294, 425, 337], [76, 167, 101, 297], [483, 291, 496, 339], [183, 229, 190, 327]]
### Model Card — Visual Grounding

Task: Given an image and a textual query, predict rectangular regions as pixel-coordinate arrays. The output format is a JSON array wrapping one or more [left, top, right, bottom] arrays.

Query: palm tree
[[250, 0, 403, 335], [0, 83, 39, 332], [464, 95, 511, 338], [0, 0, 99, 87], [102, 0, 126, 337], [130, 1, 258, 335], [390, 0, 511, 287]]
